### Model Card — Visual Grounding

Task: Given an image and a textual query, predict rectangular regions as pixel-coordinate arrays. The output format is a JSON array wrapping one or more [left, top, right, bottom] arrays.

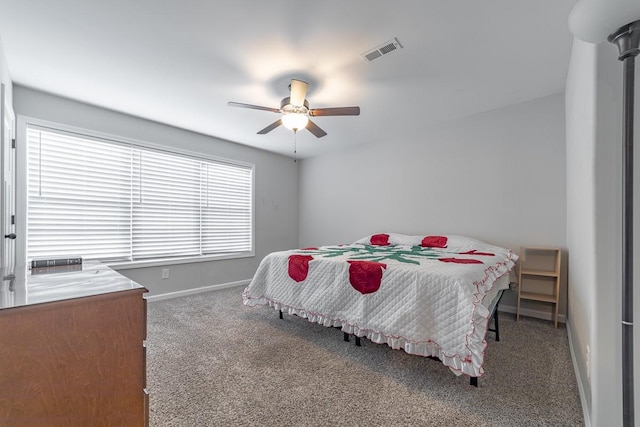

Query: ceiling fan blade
[[309, 106, 360, 117], [257, 119, 282, 134], [306, 119, 327, 138], [228, 101, 281, 113], [289, 79, 309, 107]]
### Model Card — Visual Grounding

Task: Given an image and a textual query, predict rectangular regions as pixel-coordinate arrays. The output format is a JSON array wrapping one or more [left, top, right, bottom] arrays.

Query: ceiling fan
[[227, 79, 360, 138]]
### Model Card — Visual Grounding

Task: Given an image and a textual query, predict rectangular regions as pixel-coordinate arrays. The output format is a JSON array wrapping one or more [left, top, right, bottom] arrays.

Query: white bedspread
[[243, 233, 517, 377]]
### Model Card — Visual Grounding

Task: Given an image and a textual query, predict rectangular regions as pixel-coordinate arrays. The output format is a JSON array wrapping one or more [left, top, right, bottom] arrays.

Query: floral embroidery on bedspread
[[285, 244, 492, 291], [288, 255, 314, 282], [438, 257, 484, 264], [346, 260, 387, 294]]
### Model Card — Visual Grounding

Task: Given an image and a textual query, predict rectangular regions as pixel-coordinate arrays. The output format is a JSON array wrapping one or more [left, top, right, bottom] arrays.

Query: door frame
[[1, 83, 15, 270]]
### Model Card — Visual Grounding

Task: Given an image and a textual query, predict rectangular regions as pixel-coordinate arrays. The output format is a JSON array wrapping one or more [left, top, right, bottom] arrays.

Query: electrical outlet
[[161, 268, 169, 279], [586, 345, 591, 379]]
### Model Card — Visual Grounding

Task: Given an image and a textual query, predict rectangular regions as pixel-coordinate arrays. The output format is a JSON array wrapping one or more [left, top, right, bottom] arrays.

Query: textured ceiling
[[0, 0, 577, 158]]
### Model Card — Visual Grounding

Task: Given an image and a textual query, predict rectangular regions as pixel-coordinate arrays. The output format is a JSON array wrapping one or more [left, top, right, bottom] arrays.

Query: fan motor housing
[[280, 97, 309, 114]]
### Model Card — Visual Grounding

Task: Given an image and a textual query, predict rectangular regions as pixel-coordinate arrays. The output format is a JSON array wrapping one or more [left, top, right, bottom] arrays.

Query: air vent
[[364, 50, 382, 62], [361, 37, 403, 63]]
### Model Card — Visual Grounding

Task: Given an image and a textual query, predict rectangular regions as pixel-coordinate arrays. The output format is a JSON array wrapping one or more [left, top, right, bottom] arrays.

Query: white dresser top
[[0, 261, 146, 310]]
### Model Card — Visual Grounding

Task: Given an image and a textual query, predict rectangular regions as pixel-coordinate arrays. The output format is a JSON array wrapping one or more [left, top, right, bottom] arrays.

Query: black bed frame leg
[[279, 310, 283, 320], [470, 377, 478, 387], [342, 333, 361, 346], [487, 289, 504, 342]]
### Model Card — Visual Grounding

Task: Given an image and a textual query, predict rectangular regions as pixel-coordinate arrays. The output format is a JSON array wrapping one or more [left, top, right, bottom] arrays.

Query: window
[[26, 124, 253, 264]]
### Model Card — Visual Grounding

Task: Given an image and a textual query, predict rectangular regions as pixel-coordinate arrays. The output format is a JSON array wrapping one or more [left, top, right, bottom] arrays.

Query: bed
[[243, 233, 518, 385]]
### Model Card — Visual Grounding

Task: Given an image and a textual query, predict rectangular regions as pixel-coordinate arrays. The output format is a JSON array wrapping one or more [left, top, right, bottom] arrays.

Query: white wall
[[565, 38, 598, 420], [12, 85, 299, 296], [566, 35, 640, 426], [591, 40, 627, 426], [298, 93, 567, 314]]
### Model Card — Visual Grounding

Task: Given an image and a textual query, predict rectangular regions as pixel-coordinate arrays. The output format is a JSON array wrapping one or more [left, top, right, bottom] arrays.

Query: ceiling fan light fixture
[[281, 112, 309, 131], [228, 78, 359, 138]]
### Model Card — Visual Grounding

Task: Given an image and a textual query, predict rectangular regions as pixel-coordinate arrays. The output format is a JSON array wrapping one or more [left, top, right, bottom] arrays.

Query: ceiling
[[0, 1, 577, 159]]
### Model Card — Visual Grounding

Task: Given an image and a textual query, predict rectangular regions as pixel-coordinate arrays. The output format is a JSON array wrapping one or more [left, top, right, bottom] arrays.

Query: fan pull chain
[[293, 130, 297, 163]]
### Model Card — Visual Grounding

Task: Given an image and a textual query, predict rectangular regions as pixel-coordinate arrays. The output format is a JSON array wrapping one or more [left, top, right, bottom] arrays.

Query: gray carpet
[[146, 285, 584, 426]]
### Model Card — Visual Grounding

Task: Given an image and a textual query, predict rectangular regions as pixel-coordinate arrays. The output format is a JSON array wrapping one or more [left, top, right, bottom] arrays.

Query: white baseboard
[[498, 304, 567, 324], [144, 279, 250, 302], [566, 323, 591, 427]]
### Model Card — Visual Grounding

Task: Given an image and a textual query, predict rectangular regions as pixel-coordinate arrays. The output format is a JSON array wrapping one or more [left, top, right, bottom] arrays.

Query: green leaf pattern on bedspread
[[293, 244, 442, 265]]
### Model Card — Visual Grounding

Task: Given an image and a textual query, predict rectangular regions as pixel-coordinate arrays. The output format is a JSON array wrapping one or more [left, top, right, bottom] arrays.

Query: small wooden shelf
[[520, 269, 559, 277], [517, 246, 561, 327], [519, 292, 557, 303]]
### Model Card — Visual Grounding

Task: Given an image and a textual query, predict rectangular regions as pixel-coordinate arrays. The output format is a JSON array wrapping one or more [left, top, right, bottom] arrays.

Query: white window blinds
[[26, 126, 253, 263]]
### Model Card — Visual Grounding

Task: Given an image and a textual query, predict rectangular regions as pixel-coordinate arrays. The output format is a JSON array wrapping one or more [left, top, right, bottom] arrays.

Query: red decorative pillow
[[370, 234, 390, 246], [421, 235, 448, 248]]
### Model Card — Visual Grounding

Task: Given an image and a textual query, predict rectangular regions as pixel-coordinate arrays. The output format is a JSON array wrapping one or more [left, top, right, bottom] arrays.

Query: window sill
[[107, 251, 255, 270]]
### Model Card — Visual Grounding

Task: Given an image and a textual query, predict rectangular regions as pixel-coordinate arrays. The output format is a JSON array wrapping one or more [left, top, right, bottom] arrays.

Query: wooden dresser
[[0, 262, 148, 426]]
